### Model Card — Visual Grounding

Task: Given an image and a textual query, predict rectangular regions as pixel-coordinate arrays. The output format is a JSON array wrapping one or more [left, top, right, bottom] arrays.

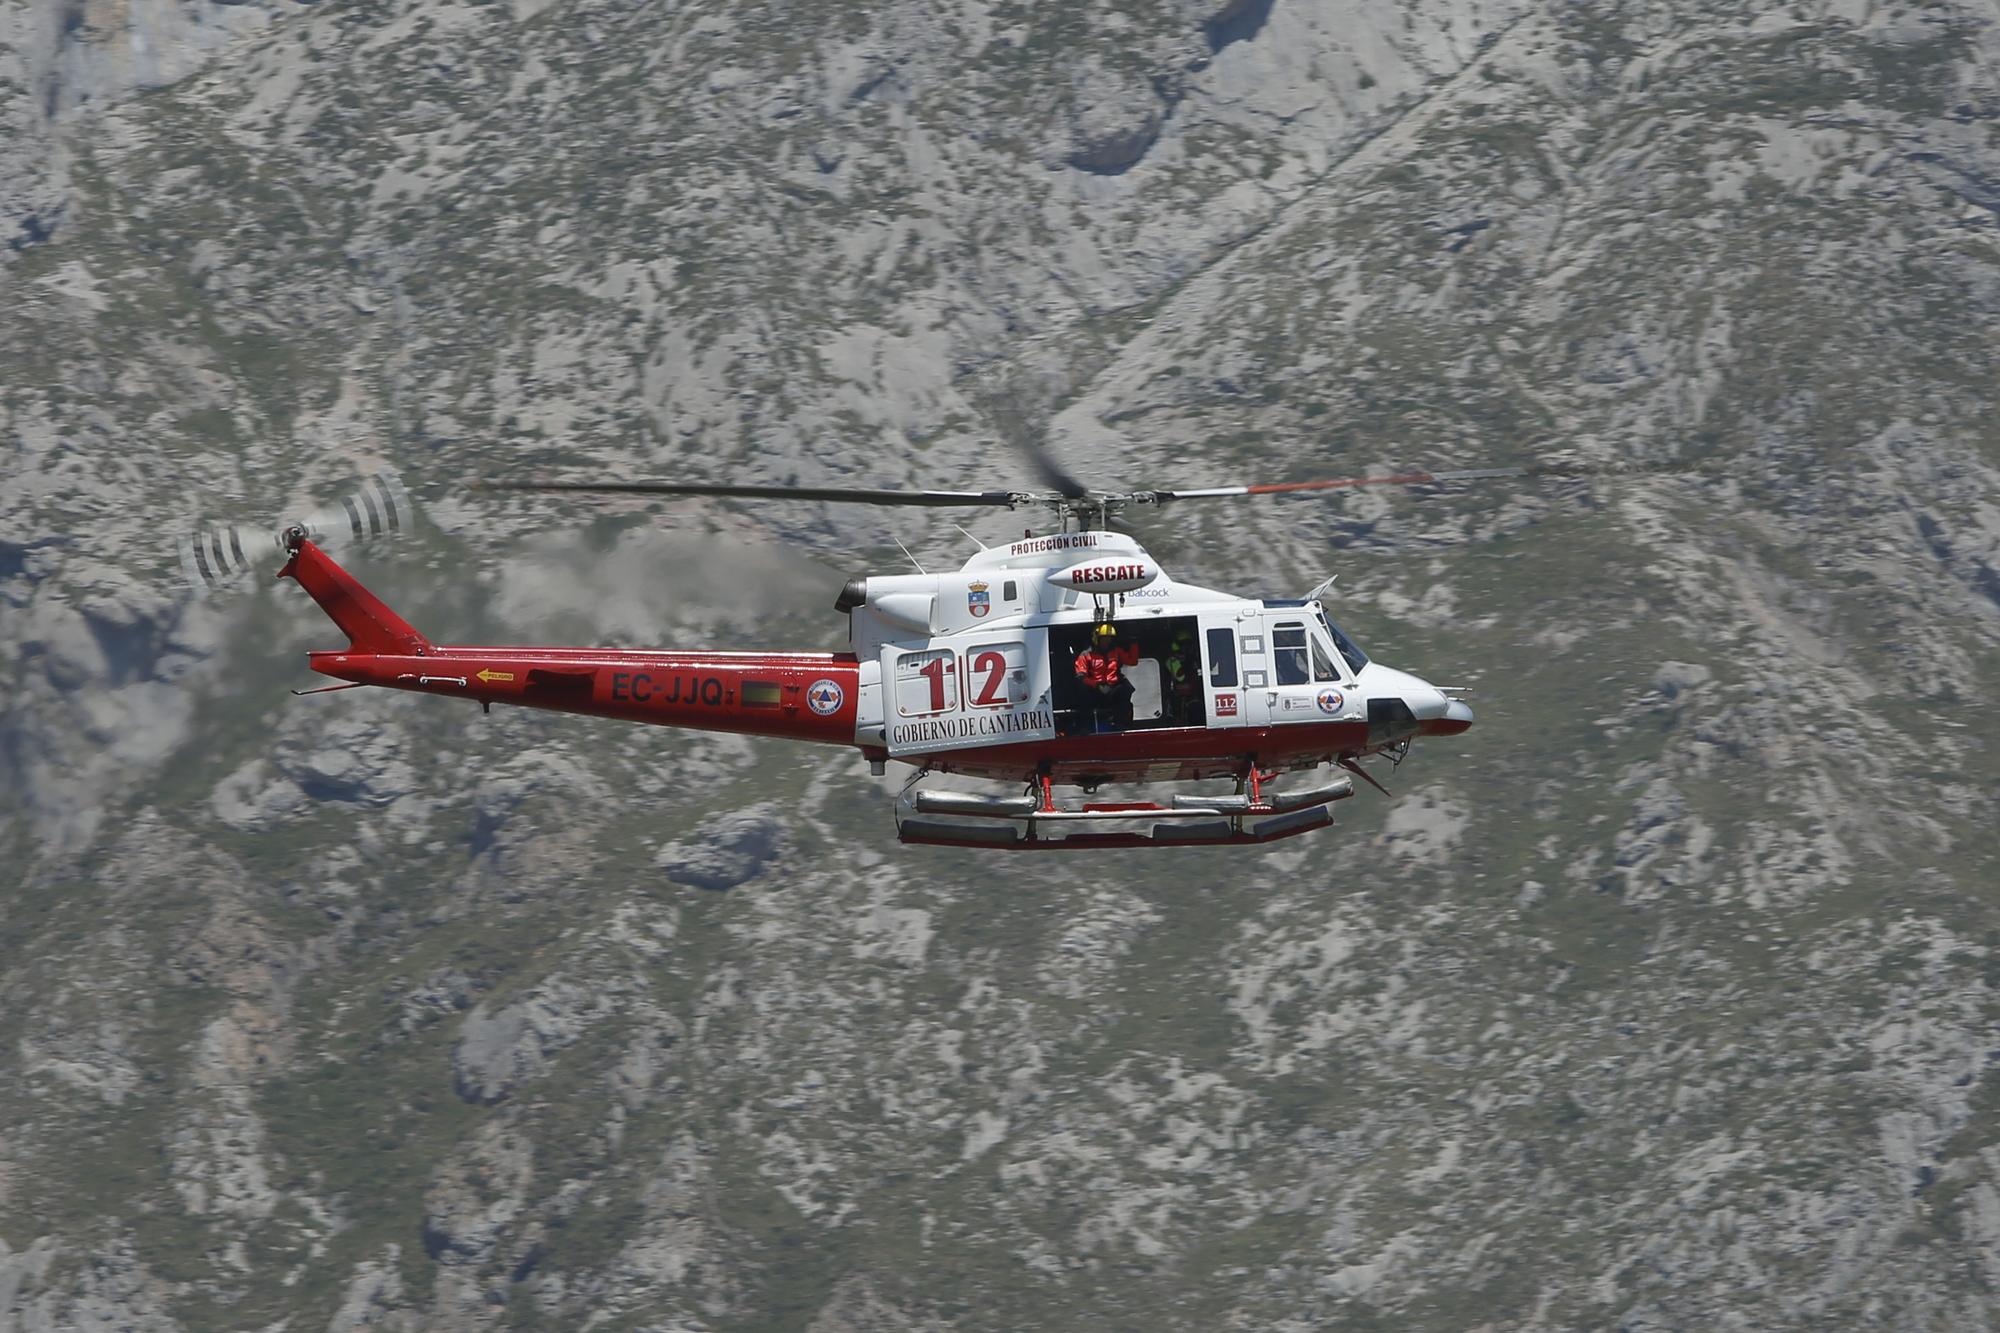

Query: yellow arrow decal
[[476, 669, 515, 684]]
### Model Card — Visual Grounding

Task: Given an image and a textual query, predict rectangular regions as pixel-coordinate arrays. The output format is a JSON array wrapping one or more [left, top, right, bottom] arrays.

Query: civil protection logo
[[968, 580, 990, 619], [807, 679, 845, 715], [1317, 688, 1344, 714]]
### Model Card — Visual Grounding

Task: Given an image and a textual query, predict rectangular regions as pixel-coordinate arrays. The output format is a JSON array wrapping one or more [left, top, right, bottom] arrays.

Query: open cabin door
[[882, 631, 1057, 761]]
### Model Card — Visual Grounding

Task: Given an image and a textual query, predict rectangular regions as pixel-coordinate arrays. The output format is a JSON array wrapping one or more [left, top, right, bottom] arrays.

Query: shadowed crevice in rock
[[11, 210, 59, 251], [79, 606, 165, 688], [294, 773, 365, 803], [466, 806, 505, 860], [1204, 0, 1276, 54], [1916, 512, 2000, 611], [1067, 111, 1163, 176]]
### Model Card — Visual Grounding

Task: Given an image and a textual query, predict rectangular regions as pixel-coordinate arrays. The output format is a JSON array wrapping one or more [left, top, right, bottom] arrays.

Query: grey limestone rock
[[655, 803, 787, 891], [1065, 65, 1167, 175], [451, 978, 618, 1105], [0, 1240, 179, 1333]]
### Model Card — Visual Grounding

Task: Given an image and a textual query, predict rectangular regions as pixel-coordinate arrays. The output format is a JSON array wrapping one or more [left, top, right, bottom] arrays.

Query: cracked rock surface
[[2, 0, 1998, 1328]]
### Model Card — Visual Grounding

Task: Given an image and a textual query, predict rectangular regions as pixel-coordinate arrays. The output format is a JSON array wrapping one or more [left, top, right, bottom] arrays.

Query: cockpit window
[[1321, 613, 1370, 675]]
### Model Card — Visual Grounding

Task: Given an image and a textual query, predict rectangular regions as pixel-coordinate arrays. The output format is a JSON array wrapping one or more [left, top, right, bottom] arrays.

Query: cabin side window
[[1205, 628, 1238, 687], [1310, 634, 1338, 682], [1273, 623, 1310, 686]]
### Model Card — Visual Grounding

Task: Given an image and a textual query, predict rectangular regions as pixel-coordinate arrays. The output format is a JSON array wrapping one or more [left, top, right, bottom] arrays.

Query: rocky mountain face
[[4, 0, 1999, 1328]]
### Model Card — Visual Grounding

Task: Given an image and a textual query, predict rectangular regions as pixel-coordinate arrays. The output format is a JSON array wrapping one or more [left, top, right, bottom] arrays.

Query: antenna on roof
[[893, 535, 927, 574], [951, 522, 989, 551]]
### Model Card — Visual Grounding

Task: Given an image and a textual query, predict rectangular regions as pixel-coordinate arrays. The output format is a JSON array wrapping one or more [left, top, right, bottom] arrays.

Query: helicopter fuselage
[[282, 530, 1472, 797], [837, 530, 1471, 785]]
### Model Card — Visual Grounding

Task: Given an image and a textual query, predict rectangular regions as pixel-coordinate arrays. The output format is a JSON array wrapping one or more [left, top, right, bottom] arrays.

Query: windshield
[[1318, 610, 1370, 675]]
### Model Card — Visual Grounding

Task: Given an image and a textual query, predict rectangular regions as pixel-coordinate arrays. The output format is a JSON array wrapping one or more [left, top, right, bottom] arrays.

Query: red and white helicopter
[[186, 464, 1522, 850]]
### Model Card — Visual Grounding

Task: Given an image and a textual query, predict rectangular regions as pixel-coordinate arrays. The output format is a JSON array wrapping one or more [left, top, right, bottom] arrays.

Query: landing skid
[[895, 775, 1354, 850]]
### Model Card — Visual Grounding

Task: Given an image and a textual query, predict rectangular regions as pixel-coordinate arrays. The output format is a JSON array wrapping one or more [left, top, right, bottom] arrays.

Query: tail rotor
[[179, 472, 413, 593]]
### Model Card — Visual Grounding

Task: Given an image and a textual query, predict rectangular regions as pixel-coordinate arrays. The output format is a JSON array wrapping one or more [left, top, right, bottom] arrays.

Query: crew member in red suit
[[1074, 623, 1134, 731]]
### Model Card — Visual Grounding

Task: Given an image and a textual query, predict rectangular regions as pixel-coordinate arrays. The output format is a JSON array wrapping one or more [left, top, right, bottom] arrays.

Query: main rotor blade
[[1141, 468, 1527, 503], [984, 396, 1093, 500], [1018, 436, 1093, 500], [483, 480, 1033, 508]]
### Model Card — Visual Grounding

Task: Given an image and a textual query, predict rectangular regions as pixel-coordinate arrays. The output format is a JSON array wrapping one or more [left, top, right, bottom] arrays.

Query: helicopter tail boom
[[278, 537, 864, 747]]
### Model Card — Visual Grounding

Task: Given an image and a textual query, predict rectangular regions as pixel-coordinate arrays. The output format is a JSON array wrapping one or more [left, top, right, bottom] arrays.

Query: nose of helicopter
[[1425, 697, 1475, 737], [1376, 667, 1473, 736], [1356, 666, 1473, 737]]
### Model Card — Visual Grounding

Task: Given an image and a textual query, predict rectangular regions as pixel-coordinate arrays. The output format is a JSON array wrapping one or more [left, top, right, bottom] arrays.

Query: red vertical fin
[[277, 534, 430, 656]]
